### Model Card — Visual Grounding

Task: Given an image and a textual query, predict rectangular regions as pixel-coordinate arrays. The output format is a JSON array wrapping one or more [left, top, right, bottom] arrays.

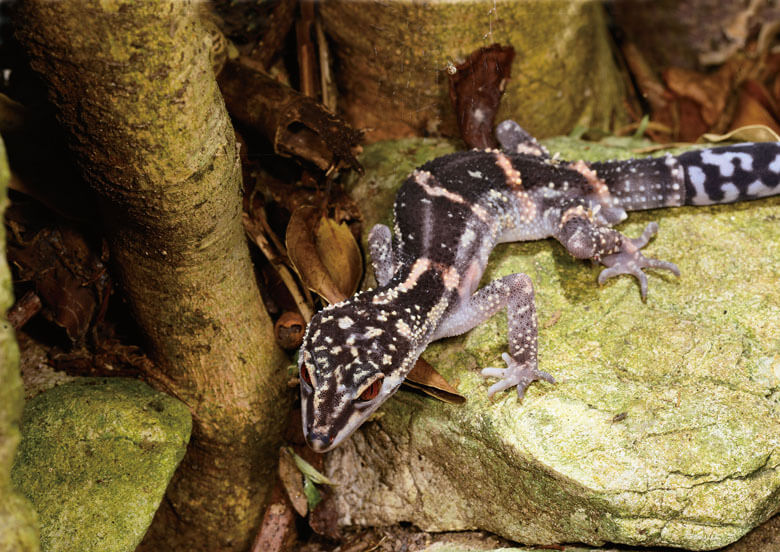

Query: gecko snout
[[306, 429, 336, 453]]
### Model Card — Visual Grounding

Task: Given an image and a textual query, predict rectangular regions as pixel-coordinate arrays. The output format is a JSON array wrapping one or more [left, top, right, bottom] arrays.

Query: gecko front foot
[[598, 222, 680, 300], [481, 353, 555, 400]]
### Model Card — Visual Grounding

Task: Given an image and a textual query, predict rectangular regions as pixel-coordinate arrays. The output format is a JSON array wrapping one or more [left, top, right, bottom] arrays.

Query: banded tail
[[590, 142, 780, 211]]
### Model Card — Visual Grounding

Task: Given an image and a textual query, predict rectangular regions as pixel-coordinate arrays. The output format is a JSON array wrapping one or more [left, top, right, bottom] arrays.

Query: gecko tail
[[675, 142, 780, 206], [590, 142, 780, 211], [589, 155, 688, 211]]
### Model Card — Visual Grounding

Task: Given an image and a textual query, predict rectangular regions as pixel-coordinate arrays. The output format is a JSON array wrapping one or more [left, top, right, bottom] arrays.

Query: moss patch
[[11, 378, 191, 552]]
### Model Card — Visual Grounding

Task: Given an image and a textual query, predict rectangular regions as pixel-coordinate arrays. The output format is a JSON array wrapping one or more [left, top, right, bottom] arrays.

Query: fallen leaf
[[303, 477, 322, 511], [665, 62, 736, 122], [315, 215, 362, 299], [728, 81, 780, 135], [286, 205, 361, 304], [278, 447, 308, 517], [701, 124, 780, 143], [403, 358, 466, 404], [8, 218, 110, 343], [308, 488, 341, 540], [285, 446, 336, 486], [448, 43, 515, 149]]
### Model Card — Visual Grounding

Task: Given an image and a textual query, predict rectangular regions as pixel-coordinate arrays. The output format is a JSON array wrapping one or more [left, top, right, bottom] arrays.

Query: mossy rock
[[11, 378, 191, 552], [0, 133, 39, 552], [327, 137, 780, 550]]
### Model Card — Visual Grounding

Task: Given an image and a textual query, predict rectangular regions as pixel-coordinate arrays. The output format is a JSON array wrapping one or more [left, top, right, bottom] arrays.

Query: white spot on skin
[[720, 183, 739, 202], [460, 227, 476, 248], [770, 154, 780, 173], [747, 179, 777, 197], [396, 319, 412, 338], [365, 327, 384, 338], [338, 317, 354, 329], [701, 149, 753, 176], [687, 165, 711, 205], [467, 170, 483, 179], [471, 204, 490, 223]]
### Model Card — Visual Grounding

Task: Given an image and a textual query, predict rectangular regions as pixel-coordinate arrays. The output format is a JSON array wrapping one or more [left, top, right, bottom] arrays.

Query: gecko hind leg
[[368, 224, 395, 286], [495, 120, 550, 158], [435, 273, 554, 400], [598, 222, 680, 300], [555, 213, 679, 300]]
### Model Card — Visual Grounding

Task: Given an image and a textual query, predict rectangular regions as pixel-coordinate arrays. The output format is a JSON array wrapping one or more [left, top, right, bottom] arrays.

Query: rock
[[0, 135, 40, 552], [11, 378, 192, 552], [327, 137, 780, 550]]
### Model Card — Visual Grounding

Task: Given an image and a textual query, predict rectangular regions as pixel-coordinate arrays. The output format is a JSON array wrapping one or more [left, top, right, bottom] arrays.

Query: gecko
[[299, 120, 780, 452]]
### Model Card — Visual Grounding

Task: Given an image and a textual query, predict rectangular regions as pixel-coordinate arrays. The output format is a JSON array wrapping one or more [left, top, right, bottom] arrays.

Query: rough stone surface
[[11, 378, 192, 552], [0, 135, 40, 552], [328, 137, 780, 550]]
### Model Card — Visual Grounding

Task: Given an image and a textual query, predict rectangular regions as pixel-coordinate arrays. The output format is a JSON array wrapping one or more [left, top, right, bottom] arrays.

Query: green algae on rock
[[331, 138, 780, 550], [11, 378, 191, 552]]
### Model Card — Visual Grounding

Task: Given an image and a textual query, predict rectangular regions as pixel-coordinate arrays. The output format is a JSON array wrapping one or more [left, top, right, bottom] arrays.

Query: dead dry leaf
[[729, 81, 780, 135], [8, 220, 109, 343], [448, 43, 515, 149], [286, 205, 361, 304], [404, 357, 466, 405], [701, 124, 780, 143]]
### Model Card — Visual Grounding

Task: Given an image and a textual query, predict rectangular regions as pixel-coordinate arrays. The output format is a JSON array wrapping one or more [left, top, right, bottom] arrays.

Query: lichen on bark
[[320, 0, 626, 142], [15, 2, 290, 550]]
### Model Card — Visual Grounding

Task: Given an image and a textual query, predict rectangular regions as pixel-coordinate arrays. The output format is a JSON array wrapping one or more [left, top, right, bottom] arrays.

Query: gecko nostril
[[307, 430, 335, 452]]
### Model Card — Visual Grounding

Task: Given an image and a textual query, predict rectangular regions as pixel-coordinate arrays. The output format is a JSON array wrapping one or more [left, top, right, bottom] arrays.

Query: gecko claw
[[598, 222, 680, 299], [481, 353, 555, 400]]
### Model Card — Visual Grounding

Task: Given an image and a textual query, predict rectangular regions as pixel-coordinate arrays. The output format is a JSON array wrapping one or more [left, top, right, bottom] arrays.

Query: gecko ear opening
[[357, 376, 384, 401]]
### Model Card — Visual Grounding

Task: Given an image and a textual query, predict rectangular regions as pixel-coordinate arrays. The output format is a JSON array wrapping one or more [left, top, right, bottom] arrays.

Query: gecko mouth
[[306, 430, 337, 452]]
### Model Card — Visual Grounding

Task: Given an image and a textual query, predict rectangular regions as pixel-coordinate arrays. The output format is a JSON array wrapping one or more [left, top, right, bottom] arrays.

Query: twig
[[243, 213, 314, 322]]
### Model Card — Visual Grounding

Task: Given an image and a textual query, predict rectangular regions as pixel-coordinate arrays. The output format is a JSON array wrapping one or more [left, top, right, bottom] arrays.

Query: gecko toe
[[599, 221, 679, 299], [481, 366, 508, 378], [645, 258, 680, 276], [629, 222, 658, 248]]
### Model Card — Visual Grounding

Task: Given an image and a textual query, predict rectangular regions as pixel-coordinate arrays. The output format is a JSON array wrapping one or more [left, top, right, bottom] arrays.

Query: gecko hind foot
[[481, 353, 555, 400], [598, 222, 680, 300]]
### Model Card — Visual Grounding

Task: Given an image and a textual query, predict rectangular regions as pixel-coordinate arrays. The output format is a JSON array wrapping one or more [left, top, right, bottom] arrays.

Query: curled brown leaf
[[285, 205, 362, 304]]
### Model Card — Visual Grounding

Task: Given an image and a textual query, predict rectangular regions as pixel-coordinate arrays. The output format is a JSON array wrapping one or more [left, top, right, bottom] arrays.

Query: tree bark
[[16, 2, 290, 550], [320, 0, 626, 142]]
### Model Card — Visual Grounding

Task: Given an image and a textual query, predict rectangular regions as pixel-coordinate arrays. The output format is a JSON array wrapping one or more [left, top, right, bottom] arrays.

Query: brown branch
[[218, 59, 363, 174]]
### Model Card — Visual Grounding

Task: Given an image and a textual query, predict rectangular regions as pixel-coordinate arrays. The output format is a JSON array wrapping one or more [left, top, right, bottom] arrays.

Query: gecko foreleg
[[433, 273, 554, 399], [368, 223, 395, 286]]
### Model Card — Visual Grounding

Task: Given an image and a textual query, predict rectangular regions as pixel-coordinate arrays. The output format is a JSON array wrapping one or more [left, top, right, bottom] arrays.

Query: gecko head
[[298, 301, 411, 452]]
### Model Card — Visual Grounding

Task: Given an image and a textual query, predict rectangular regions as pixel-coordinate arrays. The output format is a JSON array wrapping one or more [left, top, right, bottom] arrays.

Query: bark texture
[[16, 2, 290, 550], [320, 0, 626, 142], [0, 137, 39, 552]]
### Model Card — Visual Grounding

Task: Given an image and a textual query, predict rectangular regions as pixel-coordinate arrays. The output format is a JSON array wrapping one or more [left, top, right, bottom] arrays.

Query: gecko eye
[[358, 377, 383, 401], [300, 364, 313, 387]]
